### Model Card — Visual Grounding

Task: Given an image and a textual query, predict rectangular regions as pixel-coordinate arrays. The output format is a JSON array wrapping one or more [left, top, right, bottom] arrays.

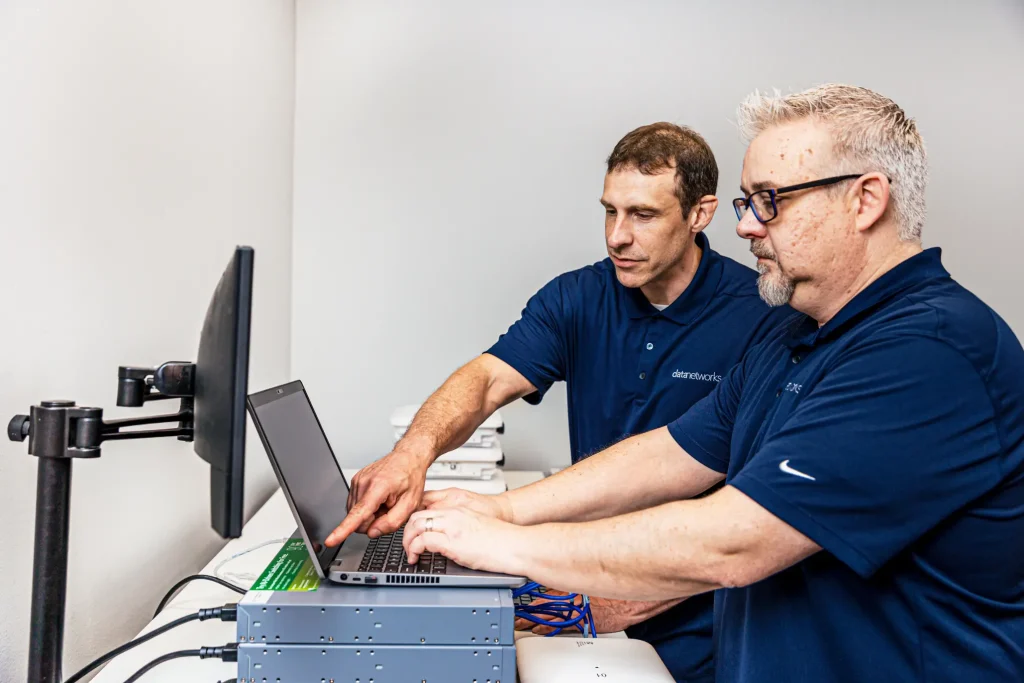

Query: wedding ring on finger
[[425, 517, 434, 532]]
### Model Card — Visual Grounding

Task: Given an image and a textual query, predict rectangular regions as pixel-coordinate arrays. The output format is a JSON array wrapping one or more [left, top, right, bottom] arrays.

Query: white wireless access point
[[516, 635, 675, 682]]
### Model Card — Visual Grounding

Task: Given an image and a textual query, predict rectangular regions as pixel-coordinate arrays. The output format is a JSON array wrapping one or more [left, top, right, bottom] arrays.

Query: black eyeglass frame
[[732, 173, 880, 224]]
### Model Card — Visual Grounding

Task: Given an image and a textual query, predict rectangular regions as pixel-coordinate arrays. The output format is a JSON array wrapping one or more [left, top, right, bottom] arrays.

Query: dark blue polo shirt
[[667, 247, 1024, 682], [486, 232, 793, 682]]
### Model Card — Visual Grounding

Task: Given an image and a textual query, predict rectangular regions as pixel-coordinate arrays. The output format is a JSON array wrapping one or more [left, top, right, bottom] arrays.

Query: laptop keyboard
[[358, 526, 449, 575]]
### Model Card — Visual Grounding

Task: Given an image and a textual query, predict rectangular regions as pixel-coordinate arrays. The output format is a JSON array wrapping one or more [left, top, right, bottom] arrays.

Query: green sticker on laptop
[[251, 538, 320, 591]]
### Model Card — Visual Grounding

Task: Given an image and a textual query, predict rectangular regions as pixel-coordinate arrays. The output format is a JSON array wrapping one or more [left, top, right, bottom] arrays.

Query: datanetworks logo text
[[672, 370, 722, 382]]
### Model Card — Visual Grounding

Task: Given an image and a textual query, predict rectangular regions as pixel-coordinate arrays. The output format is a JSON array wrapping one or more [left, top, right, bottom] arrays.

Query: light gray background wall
[[0, 2, 294, 680], [292, 0, 1024, 473]]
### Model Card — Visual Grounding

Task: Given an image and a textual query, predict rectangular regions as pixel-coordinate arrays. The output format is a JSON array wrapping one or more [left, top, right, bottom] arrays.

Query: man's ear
[[853, 173, 890, 233], [690, 195, 719, 233]]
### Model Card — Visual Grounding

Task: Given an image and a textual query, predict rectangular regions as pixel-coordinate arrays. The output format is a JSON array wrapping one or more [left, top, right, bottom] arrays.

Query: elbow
[[707, 552, 765, 590]]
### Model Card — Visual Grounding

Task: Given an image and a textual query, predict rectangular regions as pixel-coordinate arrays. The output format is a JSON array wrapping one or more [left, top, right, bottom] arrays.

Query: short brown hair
[[606, 122, 719, 216]]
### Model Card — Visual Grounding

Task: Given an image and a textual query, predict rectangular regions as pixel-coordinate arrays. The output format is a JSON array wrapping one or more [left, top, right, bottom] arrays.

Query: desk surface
[[89, 470, 556, 682]]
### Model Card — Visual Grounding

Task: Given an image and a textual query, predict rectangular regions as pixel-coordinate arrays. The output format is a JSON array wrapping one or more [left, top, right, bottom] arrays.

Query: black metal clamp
[[7, 362, 197, 683]]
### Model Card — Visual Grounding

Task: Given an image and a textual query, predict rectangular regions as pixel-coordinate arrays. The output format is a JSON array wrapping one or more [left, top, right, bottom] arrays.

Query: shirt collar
[[620, 232, 723, 325], [784, 246, 950, 350]]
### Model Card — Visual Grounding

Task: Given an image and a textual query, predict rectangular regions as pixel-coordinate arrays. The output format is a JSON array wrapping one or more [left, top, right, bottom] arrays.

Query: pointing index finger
[[325, 506, 371, 547], [326, 483, 388, 546], [335, 481, 395, 542]]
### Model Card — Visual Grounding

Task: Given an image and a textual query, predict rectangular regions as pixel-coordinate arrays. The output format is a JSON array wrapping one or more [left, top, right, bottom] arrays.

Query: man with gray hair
[[403, 83, 1024, 681]]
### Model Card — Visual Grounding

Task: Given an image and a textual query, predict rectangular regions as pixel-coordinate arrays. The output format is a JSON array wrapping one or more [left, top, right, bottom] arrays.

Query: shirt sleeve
[[729, 334, 1003, 578], [666, 349, 751, 474], [484, 274, 573, 405]]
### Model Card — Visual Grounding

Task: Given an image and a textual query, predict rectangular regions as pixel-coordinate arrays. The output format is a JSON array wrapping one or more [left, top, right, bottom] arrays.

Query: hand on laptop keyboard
[[358, 527, 449, 575]]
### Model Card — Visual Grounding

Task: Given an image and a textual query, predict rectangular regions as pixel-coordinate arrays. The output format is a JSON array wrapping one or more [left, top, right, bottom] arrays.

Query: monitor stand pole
[[8, 365, 195, 683], [29, 448, 73, 683]]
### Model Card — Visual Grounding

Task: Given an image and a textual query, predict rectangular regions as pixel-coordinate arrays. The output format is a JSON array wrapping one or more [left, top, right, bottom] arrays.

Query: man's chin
[[757, 272, 796, 307], [614, 269, 648, 289]]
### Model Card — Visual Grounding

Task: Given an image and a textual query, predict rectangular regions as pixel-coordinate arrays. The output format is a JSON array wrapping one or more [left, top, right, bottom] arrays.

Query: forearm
[[406, 484, 818, 602], [399, 355, 531, 462], [508, 500, 728, 601], [592, 596, 686, 631], [503, 486, 816, 601], [614, 597, 685, 621], [500, 486, 819, 601], [502, 427, 724, 526]]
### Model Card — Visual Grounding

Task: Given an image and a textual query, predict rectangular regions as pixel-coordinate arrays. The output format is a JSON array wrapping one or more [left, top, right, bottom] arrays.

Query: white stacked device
[[390, 404, 508, 494], [516, 636, 675, 682]]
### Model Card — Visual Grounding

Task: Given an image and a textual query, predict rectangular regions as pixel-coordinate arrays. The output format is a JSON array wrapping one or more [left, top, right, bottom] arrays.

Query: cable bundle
[[63, 605, 239, 683], [513, 582, 596, 637]]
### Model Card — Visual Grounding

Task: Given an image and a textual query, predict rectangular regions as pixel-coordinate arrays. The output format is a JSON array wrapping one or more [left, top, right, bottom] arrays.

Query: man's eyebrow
[[599, 199, 661, 213], [740, 180, 775, 195]]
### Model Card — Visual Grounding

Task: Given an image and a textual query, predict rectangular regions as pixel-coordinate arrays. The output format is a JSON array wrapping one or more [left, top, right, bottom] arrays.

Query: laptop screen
[[247, 381, 351, 574]]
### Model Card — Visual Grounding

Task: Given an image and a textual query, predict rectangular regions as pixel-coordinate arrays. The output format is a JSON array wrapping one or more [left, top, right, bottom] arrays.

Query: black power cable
[[122, 643, 237, 683], [123, 649, 200, 682], [64, 605, 237, 683], [153, 574, 245, 617]]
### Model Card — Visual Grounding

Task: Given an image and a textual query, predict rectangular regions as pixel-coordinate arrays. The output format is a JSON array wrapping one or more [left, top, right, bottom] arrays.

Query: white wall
[[292, 0, 1024, 472], [0, 2, 294, 680]]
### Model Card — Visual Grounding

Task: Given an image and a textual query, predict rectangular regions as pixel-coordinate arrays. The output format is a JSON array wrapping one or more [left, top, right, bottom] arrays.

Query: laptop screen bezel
[[246, 379, 352, 580]]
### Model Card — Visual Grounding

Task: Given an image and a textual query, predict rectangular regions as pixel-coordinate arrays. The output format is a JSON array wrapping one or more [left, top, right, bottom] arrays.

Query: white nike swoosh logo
[[779, 459, 816, 481]]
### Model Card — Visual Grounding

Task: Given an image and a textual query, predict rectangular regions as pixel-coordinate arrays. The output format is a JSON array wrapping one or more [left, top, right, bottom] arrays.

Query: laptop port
[[365, 576, 378, 584]]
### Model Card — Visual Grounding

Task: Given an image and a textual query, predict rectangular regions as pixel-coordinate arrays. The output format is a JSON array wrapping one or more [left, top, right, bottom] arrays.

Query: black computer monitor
[[193, 246, 254, 538]]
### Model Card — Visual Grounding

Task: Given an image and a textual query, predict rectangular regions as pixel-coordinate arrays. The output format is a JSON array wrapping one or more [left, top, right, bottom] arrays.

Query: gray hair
[[736, 84, 928, 242]]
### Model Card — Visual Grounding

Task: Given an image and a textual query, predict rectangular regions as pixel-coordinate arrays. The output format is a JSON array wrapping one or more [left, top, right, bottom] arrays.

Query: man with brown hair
[[327, 122, 792, 681]]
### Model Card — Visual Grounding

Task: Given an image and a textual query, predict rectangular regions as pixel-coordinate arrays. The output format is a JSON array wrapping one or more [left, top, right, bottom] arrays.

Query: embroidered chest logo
[[672, 370, 722, 382], [784, 382, 803, 394]]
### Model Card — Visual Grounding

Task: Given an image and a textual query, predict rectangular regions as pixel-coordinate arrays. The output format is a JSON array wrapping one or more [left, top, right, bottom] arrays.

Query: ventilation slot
[[387, 575, 441, 584]]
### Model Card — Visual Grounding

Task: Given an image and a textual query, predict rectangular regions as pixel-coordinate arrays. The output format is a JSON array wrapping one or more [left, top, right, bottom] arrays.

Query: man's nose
[[736, 206, 767, 241], [607, 215, 632, 248]]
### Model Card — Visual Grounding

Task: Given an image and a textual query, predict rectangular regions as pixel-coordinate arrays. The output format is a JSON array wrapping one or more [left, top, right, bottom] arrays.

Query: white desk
[[88, 470, 566, 682]]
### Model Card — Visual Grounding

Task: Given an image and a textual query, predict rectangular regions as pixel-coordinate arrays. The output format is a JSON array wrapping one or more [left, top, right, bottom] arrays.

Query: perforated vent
[[384, 575, 440, 584]]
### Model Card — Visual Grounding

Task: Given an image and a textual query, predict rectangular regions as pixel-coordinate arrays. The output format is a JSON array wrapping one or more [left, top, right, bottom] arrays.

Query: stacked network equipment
[[390, 404, 508, 494]]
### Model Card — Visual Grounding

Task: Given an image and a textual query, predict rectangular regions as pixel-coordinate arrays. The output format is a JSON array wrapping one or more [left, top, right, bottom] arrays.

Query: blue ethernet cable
[[513, 581, 596, 637]]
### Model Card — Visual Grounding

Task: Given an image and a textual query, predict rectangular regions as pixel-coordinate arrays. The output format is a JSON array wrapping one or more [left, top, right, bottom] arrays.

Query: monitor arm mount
[[6, 361, 197, 683]]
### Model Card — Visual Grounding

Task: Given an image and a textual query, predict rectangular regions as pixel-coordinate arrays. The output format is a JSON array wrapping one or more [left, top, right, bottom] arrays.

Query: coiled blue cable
[[513, 581, 596, 637]]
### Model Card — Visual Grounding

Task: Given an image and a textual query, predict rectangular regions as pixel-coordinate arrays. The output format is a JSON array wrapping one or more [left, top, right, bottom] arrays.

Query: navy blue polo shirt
[[668, 247, 1024, 682], [486, 232, 793, 682]]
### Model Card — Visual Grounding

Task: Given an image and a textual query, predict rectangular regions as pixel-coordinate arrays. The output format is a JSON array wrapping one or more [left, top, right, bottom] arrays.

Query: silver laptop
[[246, 380, 527, 588]]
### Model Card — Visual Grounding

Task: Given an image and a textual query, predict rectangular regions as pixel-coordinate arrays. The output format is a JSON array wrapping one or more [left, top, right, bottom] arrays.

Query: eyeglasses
[[732, 174, 868, 224]]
